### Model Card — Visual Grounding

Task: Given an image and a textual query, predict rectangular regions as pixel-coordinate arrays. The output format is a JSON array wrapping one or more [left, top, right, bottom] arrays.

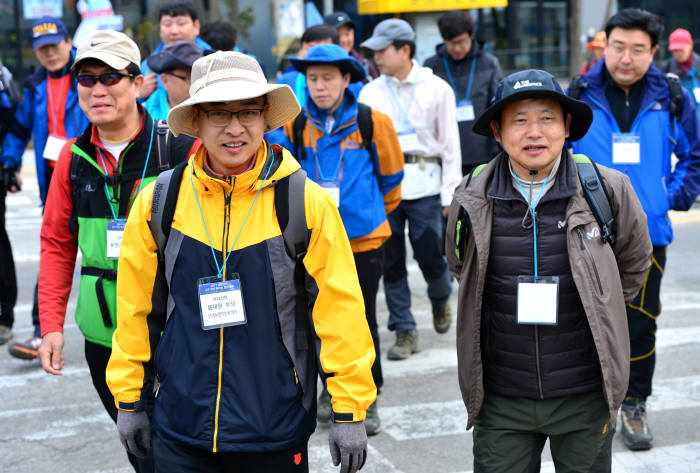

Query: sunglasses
[[76, 72, 134, 87]]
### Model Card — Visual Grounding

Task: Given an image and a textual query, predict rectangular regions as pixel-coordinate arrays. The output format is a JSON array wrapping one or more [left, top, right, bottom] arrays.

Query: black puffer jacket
[[481, 155, 602, 399], [424, 41, 502, 169]]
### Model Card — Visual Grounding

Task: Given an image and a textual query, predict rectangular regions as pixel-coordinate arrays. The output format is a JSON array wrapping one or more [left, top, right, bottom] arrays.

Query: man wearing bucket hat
[[661, 28, 700, 116], [445, 69, 651, 472], [358, 18, 461, 359], [36, 29, 196, 473], [106, 51, 376, 473], [268, 43, 404, 436], [143, 41, 205, 120], [2, 16, 89, 358]]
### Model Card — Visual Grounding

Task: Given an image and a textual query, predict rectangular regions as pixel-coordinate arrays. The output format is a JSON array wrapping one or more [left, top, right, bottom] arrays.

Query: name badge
[[320, 181, 340, 207], [456, 100, 475, 122], [44, 135, 68, 161], [198, 275, 247, 330], [612, 133, 641, 164], [694, 88, 700, 104], [397, 129, 419, 151], [106, 221, 126, 260], [516, 275, 559, 325]]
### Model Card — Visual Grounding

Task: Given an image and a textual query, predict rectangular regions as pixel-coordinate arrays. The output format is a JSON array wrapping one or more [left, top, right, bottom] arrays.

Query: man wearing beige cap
[[36, 29, 196, 473], [661, 28, 700, 115], [106, 51, 375, 473]]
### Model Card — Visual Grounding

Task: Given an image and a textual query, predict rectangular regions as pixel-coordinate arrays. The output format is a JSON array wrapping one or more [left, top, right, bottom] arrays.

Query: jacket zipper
[[213, 176, 235, 453], [577, 228, 603, 295], [534, 326, 544, 399]]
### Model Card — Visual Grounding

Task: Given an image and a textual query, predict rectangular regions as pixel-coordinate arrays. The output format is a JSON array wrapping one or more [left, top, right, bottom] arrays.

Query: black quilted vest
[[481, 155, 602, 399]]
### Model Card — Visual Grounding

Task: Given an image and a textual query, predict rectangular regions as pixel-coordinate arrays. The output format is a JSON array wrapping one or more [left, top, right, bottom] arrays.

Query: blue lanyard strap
[[308, 124, 344, 181], [514, 171, 552, 280], [190, 153, 275, 279], [442, 54, 477, 103], [384, 72, 419, 127], [97, 121, 155, 222]]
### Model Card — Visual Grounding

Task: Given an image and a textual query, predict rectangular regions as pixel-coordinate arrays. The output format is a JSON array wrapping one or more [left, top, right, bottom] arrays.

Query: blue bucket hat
[[31, 17, 68, 50], [472, 69, 593, 142], [290, 44, 366, 83]]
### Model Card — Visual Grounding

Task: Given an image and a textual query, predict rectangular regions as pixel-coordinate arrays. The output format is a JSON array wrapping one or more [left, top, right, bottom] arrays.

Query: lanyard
[[442, 54, 477, 103], [191, 153, 274, 279], [384, 72, 419, 127], [308, 120, 345, 182], [48, 75, 69, 136], [97, 122, 155, 222], [514, 171, 552, 280]]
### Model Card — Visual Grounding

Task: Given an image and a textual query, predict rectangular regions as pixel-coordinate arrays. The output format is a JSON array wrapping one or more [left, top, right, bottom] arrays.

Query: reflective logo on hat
[[513, 80, 543, 89], [32, 23, 58, 38]]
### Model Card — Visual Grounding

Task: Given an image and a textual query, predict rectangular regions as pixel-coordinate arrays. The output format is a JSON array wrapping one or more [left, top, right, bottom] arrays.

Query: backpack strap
[[154, 119, 171, 172], [665, 72, 684, 142], [572, 154, 616, 246], [274, 168, 311, 351], [149, 161, 187, 257], [356, 102, 384, 193], [568, 74, 589, 100], [292, 112, 307, 162], [68, 151, 82, 235]]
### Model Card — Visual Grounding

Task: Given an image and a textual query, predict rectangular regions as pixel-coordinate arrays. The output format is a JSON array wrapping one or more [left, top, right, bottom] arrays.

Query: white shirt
[[358, 60, 462, 205]]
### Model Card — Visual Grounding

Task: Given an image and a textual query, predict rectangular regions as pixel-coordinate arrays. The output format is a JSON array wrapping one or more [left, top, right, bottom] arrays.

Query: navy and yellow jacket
[[106, 142, 376, 452], [268, 87, 404, 253]]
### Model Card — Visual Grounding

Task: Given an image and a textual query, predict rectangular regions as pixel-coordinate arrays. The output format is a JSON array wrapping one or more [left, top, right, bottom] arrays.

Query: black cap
[[147, 41, 204, 73], [472, 69, 593, 142], [324, 11, 354, 29]]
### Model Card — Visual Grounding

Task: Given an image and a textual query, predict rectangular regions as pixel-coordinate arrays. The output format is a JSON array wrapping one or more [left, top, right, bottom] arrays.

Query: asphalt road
[[2, 162, 700, 473]]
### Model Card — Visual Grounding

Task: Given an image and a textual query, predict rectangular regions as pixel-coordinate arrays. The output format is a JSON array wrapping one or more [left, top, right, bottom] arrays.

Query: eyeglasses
[[76, 72, 134, 87], [198, 108, 265, 127], [607, 44, 652, 59], [164, 71, 190, 82]]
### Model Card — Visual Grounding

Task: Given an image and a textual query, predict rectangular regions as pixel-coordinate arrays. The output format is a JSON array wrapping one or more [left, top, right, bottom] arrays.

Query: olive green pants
[[473, 390, 613, 473]]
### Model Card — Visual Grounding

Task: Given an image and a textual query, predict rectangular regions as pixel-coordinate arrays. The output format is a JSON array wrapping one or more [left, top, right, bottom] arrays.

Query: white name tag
[[397, 129, 420, 152], [517, 276, 559, 325], [456, 100, 475, 122], [320, 181, 340, 207], [198, 276, 247, 330], [43, 135, 68, 161], [106, 221, 126, 260], [694, 88, 700, 104], [612, 133, 641, 164]]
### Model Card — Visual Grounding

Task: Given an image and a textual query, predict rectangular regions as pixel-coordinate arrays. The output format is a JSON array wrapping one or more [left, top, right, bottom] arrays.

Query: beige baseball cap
[[73, 30, 141, 72]]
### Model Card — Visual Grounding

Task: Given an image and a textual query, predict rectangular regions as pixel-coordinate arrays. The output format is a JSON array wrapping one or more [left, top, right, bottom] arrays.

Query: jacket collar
[[304, 87, 359, 135], [74, 105, 153, 161]]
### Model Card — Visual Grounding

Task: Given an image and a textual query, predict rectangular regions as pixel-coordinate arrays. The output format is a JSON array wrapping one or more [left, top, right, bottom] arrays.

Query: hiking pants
[[354, 246, 384, 392], [473, 390, 613, 473], [627, 245, 667, 399], [384, 196, 452, 333], [85, 340, 154, 473], [0, 186, 17, 327], [152, 430, 309, 473]]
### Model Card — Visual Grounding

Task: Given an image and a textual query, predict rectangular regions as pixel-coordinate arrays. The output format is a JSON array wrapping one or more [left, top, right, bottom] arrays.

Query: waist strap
[[404, 154, 441, 164], [80, 266, 117, 328]]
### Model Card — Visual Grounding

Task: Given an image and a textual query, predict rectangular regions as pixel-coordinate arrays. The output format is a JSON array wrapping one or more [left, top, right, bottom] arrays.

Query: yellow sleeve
[[302, 179, 377, 421]]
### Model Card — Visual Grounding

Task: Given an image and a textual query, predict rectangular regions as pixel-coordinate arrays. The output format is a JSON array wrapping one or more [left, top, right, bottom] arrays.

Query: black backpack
[[148, 151, 314, 353], [453, 154, 615, 261]]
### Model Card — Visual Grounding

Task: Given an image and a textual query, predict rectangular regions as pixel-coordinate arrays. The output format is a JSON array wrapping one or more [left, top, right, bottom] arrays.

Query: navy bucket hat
[[290, 44, 366, 83], [472, 69, 593, 142]]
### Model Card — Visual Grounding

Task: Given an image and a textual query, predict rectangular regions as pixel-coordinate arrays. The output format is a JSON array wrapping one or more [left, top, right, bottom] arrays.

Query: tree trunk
[[569, 0, 583, 78]]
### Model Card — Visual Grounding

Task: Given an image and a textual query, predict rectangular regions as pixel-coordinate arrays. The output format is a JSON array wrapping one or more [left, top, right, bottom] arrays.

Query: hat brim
[[32, 34, 64, 50], [72, 51, 131, 73], [167, 81, 301, 137], [668, 42, 687, 51], [360, 36, 392, 51], [289, 57, 366, 83], [472, 90, 593, 142]]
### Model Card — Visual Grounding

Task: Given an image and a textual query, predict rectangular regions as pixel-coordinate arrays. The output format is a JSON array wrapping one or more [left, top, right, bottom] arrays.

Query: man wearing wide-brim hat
[[268, 43, 404, 437], [445, 69, 652, 472], [107, 51, 376, 473]]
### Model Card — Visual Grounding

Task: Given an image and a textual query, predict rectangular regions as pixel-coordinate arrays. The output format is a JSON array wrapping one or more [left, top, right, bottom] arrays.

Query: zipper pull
[[576, 228, 585, 249]]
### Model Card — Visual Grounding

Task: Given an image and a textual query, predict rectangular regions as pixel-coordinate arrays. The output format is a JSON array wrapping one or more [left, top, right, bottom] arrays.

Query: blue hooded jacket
[[1, 48, 89, 203], [570, 59, 700, 246]]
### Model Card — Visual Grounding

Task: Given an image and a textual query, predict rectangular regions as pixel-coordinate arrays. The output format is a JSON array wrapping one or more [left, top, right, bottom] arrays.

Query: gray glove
[[116, 410, 151, 458], [328, 421, 367, 473]]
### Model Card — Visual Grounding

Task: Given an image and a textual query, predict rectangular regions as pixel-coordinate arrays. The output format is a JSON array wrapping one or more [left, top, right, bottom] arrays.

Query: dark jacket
[[424, 41, 502, 169], [446, 150, 652, 429]]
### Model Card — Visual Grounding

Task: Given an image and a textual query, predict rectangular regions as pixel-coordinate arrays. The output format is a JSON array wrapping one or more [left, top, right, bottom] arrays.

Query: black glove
[[1, 165, 20, 192], [116, 410, 151, 458]]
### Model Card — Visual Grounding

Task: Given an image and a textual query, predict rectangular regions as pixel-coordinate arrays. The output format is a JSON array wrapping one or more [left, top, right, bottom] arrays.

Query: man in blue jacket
[[569, 8, 700, 451], [1, 16, 89, 358]]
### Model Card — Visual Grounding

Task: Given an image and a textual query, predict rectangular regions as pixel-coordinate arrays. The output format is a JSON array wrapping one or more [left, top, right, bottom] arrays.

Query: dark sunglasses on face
[[76, 72, 134, 87]]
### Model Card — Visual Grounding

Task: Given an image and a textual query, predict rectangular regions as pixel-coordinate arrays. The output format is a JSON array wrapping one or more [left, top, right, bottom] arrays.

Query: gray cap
[[147, 41, 204, 73], [360, 19, 415, 51]]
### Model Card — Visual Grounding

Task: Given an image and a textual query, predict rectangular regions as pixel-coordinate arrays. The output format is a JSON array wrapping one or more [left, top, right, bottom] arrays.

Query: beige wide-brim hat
[[168, 51, 301, 137]]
